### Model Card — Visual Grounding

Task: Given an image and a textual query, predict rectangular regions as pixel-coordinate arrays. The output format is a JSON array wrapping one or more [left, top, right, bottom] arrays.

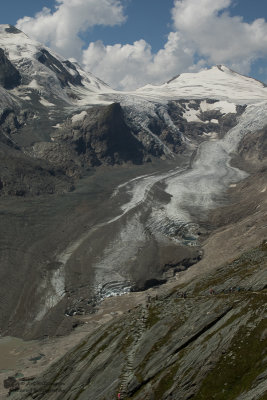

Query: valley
[[0, 24, 266, 400]]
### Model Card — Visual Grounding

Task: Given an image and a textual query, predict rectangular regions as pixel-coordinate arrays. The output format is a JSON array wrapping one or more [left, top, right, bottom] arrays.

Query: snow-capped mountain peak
[[0, 24, 113, 107], [1, 24, 267, 109], [135, 65, 267, 104], [0, 24, 40, 62]]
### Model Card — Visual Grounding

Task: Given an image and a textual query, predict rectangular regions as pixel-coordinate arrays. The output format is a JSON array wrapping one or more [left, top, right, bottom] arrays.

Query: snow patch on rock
[[71, 110, 87, 123], [200, 100, 236, 114], [39, 97, 55, 107]]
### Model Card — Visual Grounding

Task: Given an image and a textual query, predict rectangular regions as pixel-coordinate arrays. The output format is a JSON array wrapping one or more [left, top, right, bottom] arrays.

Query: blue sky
[[1, 0, 174, 52], [1, 0, 267, 89], [2, 0, 267, 51]]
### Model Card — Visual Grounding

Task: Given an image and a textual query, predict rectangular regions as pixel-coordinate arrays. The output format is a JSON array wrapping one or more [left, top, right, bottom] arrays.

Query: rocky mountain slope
[[12, 242, 267, 400]]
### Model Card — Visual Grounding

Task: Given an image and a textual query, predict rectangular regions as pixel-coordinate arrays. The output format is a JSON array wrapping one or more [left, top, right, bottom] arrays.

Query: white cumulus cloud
[[16, 0, 126, 59], [172, 0, 267, 75], [82, 32, 198, 90], [82, 0, 267, 88]]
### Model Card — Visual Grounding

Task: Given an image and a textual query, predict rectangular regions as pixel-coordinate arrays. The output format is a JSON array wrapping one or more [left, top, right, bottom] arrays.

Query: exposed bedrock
[[232, 125, 267, 173], [0, 48, 21, 89], [0, 142, 74, 197], [167, 99, 246, 143], [0, 107, 34, 144], [36, 48, 82, 88], [31, 103, 146, 174]]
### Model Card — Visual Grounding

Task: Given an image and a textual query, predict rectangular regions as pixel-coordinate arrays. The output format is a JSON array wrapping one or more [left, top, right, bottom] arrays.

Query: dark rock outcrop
[[167, 99, 246, 143], [0, 142, 73, 196], [0, 106, 76, 196], [0, 102, 147, 196], [0, 48, 21, 89], [36, 48, 82, 87], [234, 126, 267, 172], [33, 103, 146, 171], [0, 108, 32, 139], [69, 103, 145, 166], [5, 25, 21, 35]]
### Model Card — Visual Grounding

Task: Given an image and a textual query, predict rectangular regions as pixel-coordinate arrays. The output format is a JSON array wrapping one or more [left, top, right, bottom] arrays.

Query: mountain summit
[[136, 65, 267, 103], [0, 24, 113, 108]]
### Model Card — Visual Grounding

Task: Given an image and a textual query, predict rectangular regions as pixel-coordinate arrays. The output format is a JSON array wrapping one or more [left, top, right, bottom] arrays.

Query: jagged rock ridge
[[0, 48, 21, 89]]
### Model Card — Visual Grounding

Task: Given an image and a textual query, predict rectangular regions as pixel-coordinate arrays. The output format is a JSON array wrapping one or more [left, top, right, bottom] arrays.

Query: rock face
[[167, 100, 246, 143], [235, 126, 267, 172], [0, 109, 75, 196], [13, 242, 267, 400], [69, 103, 144, 166], [0, 142, 73, 196], [0, 108, 31, 140], [36, 48, 82, 87], [0, 102, 147, 196], [0, 48, 21, 89], [32, 103, 146, 171]]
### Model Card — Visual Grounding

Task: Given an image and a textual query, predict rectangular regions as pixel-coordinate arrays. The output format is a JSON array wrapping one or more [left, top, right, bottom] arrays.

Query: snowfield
[[135, 65, 267, 104]]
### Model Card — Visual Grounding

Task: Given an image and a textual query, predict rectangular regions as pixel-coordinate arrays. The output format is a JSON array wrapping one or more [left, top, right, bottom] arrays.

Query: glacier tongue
[[164, 102, 267, 222], [77, 101, 267, 302]]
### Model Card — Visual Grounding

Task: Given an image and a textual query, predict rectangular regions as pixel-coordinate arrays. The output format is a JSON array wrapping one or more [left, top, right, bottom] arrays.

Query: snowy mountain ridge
[[1, 24, 267, 110], [135, 65, 267, 104], [1, 23, 267, 167], [0, 24, 113, 108], [0, 23, 267, 164]]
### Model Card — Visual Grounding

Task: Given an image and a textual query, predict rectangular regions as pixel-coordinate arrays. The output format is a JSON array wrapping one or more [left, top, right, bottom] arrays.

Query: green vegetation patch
[[192, 242, 267, 296], [146, 305, 161, 328], [195, 318, 267, 400], [153, 363, 180, 400]]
